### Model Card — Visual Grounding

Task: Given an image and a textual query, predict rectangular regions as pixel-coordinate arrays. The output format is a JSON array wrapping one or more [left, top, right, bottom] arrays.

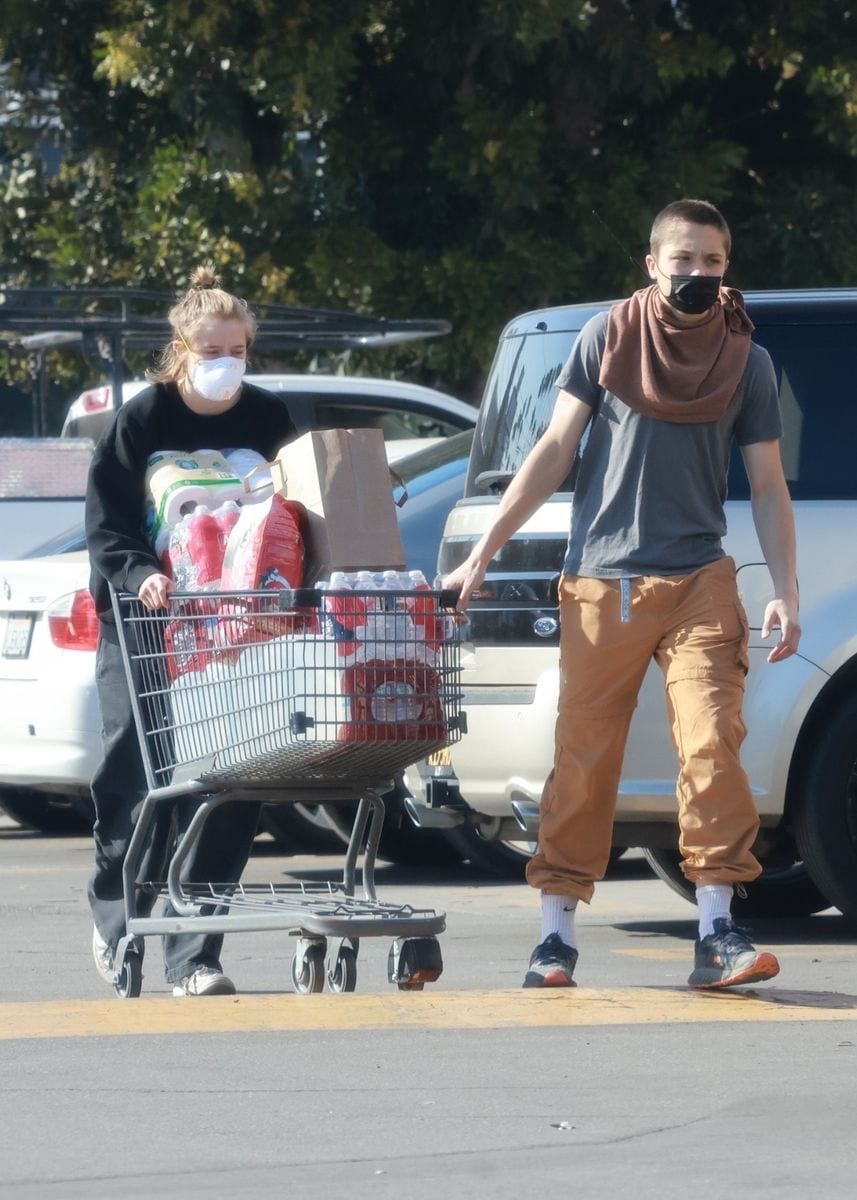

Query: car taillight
[[80, 387, 111, 413], [47, 590, 99, 651]]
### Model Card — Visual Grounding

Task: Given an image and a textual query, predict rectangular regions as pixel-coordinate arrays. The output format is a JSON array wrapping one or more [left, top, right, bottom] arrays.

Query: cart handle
[[274, 586, 461, 610]]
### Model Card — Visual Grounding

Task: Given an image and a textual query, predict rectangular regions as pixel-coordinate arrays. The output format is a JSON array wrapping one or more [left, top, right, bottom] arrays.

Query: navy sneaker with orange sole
[[523, 932, 578, 988], [688, 918, 780, 990]]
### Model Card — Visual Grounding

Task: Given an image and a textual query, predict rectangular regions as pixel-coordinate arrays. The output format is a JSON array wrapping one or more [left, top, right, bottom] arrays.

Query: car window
[[394, 430, 474, 496], [728, 324, 857, 501], [309, 401, 462, 440], [466, 331, 578, 494], [22, 524, 88, 557]]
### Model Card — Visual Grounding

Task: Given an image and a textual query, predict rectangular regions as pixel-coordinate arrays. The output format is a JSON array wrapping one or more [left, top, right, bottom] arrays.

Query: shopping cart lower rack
[[109, 584, 465, 999]]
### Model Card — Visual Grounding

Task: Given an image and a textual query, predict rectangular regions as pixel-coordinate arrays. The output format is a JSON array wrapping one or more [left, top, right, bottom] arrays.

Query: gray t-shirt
[[557, 309, 782, 578]]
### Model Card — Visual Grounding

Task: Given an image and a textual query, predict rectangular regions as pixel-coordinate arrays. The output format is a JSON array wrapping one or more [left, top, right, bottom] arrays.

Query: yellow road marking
[[1, 987, 856, 1041]]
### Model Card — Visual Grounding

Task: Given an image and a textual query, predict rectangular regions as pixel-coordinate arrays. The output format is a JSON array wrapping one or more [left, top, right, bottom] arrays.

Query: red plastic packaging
[[337, 663, 445, 743], [405, 584, 444, 651], [186, 510, 223, 588], [217, 495, 307, 646], [324, 591, 369, 658], [220, 494, 305, 593]]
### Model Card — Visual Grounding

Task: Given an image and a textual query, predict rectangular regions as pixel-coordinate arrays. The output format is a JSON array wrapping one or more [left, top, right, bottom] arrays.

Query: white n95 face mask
[[190, 356, 246, 402]]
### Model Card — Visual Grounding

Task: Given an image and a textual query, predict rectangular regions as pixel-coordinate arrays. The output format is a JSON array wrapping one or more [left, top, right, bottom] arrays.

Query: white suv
[[405, 289, 857, 921]]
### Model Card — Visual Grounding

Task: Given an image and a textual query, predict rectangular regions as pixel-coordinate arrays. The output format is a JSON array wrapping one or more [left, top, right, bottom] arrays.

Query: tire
[[442, 825, 533, 876], [327, 944, 358, 993], [643, 846, 830, 919], [324, 782, 464, 869], [291, 941, 326, 994], [114, 952, 143, 1000], [793, 692, 857, 922], [0, 787, 92, 835], [260, 802, 348, 854]]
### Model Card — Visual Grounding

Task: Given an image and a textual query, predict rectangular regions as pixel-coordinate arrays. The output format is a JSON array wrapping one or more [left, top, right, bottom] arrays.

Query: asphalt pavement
[[2, 813, 857, 1198]]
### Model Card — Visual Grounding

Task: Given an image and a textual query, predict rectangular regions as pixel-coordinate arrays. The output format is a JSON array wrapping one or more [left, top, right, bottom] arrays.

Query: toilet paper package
[[144, 450, 244, 549]]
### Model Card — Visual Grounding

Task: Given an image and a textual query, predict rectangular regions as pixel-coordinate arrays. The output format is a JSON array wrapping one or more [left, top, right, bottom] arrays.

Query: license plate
[[2, 613, 35, 659]]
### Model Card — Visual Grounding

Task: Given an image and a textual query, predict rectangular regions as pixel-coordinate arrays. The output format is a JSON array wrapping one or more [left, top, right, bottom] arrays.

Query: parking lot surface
[[2, 815, 857, 1198]]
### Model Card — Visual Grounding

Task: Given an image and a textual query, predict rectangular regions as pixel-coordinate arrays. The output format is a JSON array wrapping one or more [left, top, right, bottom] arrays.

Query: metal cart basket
[[109, 584, 465, 998]]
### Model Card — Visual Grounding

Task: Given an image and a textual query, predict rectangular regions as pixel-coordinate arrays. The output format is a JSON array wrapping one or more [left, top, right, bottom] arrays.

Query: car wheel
[[324, 780, 464, 869], [643, 847, 830, 918], [793, 693, 857, 922], [442, 825, 534, 876], [0, 787, 92, 835], [259, 802, 348, 854]]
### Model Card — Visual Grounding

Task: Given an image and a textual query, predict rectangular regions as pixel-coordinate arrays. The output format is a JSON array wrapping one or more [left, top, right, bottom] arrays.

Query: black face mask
[[666, 274, 722, 315]]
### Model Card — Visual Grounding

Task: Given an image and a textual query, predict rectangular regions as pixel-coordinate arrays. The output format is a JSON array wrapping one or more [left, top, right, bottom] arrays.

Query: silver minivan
[[405, 289, 857, 921]]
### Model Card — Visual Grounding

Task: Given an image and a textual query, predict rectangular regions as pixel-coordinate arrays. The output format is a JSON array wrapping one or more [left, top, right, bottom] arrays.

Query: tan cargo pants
[[525, 556, 762, 902]]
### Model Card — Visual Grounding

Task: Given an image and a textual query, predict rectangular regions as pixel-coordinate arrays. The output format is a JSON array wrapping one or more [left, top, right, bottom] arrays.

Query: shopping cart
[[108, 584, 465, 999]]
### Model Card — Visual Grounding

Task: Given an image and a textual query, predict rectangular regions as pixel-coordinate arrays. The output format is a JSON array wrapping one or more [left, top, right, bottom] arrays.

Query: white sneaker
[[92, 926, 114, 984], [172, 966, 236, 997]]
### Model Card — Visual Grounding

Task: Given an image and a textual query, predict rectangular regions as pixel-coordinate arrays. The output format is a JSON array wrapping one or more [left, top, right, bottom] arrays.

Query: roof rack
[[0, 287, 451, 433]]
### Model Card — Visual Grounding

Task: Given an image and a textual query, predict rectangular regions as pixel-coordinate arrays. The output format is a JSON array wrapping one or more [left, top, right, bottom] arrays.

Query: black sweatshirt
[[85, 381, 297, 618]]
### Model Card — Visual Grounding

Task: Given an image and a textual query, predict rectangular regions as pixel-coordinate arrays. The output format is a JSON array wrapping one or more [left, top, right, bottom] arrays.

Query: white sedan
[[0, 429, 474, 836]]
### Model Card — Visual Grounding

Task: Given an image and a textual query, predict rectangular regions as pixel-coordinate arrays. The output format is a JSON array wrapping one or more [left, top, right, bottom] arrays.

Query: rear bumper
[[0, 681, 101, 789]]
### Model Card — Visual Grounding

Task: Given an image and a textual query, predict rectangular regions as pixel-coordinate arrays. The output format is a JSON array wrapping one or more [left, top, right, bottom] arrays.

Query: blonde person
[[86, 265, 297, 996], [446, 200, 800, 990]]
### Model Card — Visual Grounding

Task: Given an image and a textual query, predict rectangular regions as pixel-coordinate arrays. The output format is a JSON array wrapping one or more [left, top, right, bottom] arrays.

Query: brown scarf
[[598, 284, 754, 424]]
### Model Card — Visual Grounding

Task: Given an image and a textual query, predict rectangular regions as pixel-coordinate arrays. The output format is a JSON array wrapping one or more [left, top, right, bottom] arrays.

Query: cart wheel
[[113, 952, 143, 1000], [387, 937, 443, 989], [291, 940, 326, 995], [327, 944, 358, 994]]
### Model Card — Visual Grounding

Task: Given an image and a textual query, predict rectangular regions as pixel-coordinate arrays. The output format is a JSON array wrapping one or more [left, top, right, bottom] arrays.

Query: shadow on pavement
[[615, 913, 857, 944], [755, 987, 857, 1010]]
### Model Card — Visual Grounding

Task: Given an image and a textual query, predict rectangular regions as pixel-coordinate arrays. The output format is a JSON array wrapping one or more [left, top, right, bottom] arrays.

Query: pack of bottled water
[[318, 568, 448, 665]]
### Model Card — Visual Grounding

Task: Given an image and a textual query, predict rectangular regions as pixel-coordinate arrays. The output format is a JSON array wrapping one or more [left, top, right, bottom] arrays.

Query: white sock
[[541, 893, 578, 948], [696, 884, 733, 939]]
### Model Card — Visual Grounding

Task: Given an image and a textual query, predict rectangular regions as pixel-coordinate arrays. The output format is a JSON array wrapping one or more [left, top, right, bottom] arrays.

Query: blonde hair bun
[[189, 263, 222, 290], [149, 263, 257, 383]]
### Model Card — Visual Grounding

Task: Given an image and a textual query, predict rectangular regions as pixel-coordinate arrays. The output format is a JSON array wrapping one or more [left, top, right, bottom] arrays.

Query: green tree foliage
[[1, 0, 856, 410]]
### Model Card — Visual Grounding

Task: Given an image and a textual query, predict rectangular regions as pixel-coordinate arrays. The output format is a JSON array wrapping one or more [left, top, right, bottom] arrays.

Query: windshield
[[395, 429, 473, 496], [22, 523, 87, 558], [466, 329, 580, 495]]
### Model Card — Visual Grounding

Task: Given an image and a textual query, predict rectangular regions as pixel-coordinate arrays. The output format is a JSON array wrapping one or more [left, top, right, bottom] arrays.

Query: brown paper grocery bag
[[269, 428, 406, 582]]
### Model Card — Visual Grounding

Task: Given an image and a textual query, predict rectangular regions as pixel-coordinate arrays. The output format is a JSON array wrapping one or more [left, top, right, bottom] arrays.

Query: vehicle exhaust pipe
[[510, 798, 540, 836]]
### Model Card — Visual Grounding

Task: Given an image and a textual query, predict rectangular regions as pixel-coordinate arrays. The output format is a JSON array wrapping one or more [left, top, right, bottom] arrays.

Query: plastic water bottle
[[213, 499, 241, 551], [186, 506, 223, 589], [325, 570, 367, 659], [164, 513, 197, 592], [402, 568, 441, 654]]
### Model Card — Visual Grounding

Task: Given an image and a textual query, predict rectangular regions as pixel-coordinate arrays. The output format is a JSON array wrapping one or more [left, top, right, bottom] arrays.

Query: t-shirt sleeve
[[555, 311, 608, 408], [734, 344, 783, 446]]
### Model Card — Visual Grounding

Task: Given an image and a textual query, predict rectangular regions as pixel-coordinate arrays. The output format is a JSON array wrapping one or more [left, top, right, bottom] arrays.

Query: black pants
[[88, 621, 261, 984]]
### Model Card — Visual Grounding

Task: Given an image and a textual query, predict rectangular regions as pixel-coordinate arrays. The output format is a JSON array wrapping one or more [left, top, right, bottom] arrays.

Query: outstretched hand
[[443, 557, 488, 613], [761, 597, 801, 663]]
